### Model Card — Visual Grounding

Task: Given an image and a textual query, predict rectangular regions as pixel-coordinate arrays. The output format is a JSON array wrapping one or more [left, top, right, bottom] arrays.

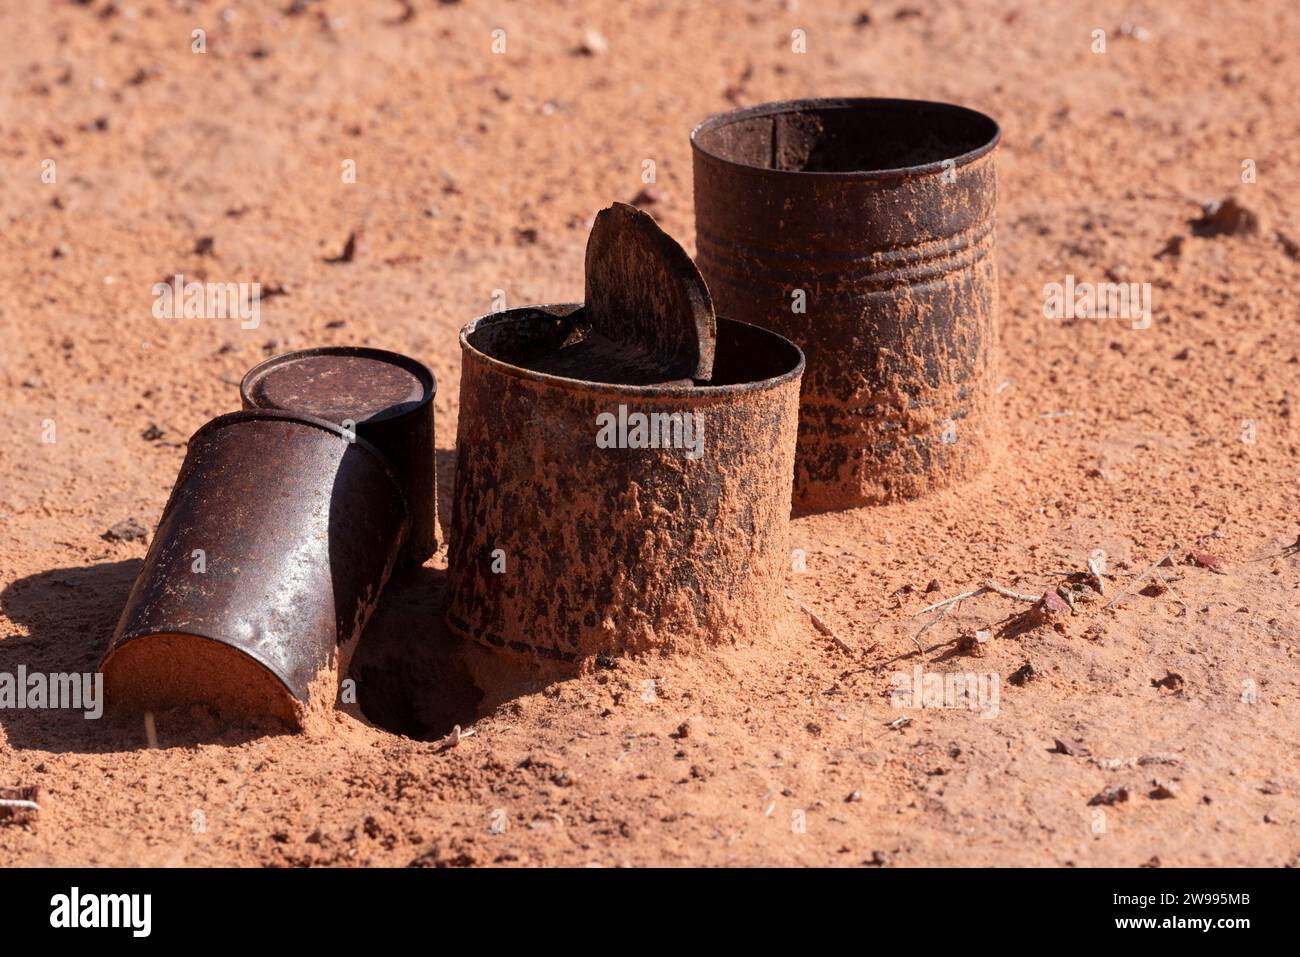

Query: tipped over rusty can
[[446, 305, 804, 662], [692, 97, 1001, 511], [100, 410, 409, 726], [240, 347, 437, 567]]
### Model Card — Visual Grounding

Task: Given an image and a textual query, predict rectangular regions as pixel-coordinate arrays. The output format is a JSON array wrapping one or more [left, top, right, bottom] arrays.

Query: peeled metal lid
[[582, 202, 716, 382], [240, 347, 434, 425]]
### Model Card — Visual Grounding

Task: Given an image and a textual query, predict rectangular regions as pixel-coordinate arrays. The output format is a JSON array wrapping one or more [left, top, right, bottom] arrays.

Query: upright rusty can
[[240, 347, 437, 567], [446, 305, 804, 663], [100, 410, 409, 726], [692, 97, 1001, 511]]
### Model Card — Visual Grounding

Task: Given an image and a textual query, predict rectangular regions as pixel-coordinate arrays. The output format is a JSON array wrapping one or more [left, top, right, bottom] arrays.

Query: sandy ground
[[2, 0, 1299, 867]]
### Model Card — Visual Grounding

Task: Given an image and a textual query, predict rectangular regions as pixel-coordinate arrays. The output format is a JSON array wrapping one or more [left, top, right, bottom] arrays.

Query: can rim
[[690, 96, 1001, 180], [460, 306, 805, 398], [239, 345, 437, 425]]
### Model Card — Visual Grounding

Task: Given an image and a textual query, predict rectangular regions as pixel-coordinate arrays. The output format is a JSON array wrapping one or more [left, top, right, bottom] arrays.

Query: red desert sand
[[2, 1, 1299, 867]]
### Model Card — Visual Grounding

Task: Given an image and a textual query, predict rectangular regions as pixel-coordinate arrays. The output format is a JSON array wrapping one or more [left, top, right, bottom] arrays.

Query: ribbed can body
[[692, 98, 1000, 510]]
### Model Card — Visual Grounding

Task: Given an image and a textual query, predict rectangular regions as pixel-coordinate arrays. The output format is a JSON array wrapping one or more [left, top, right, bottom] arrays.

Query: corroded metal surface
[[584, 202, 716, 381], [101, 410, 409, 720], [446, 305, 804, 662], [240, 347, 437, 566], [692, 97, 1001, 511]]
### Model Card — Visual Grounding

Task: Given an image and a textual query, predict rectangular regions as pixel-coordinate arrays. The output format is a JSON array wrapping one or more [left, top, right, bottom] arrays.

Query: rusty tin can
[[100, 409, 409, 726], [692, 97, 1001, 511], [240, 346, 437, 567], [446, 304, 804, 662]]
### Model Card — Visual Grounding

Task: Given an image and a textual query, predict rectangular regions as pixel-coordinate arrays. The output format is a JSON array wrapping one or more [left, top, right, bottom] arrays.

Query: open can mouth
[[460, 305, 804, 397], [691, 96, 1001, 180]]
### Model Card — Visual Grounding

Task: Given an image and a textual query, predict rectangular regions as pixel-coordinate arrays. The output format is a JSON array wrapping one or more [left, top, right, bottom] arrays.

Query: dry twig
[[1087, 556, 1106, 596], [1153, 567, 1189, 616], [909, 579, 1042, 657], [790, 593, 854, 656], [1247, 533, 1300, 562], [1103, 544, 1180, 611], [981, 579, 1041, 603], [436, 724, 476, 752]]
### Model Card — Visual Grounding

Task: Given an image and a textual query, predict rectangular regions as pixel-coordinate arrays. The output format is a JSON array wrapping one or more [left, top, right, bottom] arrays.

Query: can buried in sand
[[692, 97, 1001, 511], [447, 307, 804, 661], [446, 204, 805, 662], [240, 347, 437, 566], [100, 410, 409, 726]]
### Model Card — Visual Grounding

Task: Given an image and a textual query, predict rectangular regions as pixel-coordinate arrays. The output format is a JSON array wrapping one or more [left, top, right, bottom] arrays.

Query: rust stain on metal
[[100, 409, 409, 726], [240, 347, 438, 566], [691, 97, 1002, 511], [446, 304, 803, 662]]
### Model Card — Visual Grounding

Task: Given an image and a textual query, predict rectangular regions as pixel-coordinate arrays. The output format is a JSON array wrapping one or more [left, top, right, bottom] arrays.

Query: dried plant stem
[[914, 587, 983, 616], [909, 579, 1041, 658], [1104, 544, 1180, 611], [1153, 567, 1189, 615], [437, 724, 476, 752], [915, 580, 1040, 617], [1247, 533, 1300, 562], [1087, 556, 1107, 596], [790, 594, 854, 655], [980, 580, 1041, 603]]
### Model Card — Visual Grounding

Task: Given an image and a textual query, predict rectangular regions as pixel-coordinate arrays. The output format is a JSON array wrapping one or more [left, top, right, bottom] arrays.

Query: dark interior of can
[[708, 316, 802, 386], [696, 100, 998, 173], [468, 307, 801, 388]]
